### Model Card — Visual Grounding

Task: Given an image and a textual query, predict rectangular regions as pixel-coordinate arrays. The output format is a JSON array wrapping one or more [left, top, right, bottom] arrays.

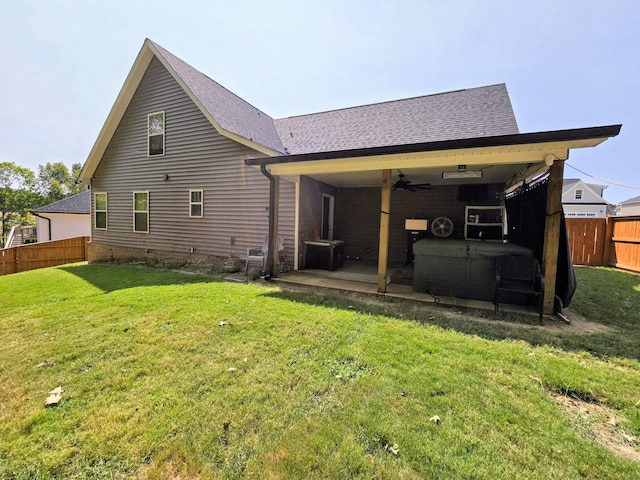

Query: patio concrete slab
[[272, 269, 539, 317]]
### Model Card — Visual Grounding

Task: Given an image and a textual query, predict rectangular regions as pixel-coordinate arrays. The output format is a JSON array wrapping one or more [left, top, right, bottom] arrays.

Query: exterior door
[[321, 193, 334, 240]]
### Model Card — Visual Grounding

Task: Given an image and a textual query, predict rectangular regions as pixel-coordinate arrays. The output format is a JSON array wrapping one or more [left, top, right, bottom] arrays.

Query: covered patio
[[247, 125, 621, 315], [271, 264, 545, 318]]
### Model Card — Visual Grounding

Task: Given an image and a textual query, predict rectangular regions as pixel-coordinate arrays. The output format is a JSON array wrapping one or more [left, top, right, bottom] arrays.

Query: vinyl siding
[[91, 56, 295, 262]]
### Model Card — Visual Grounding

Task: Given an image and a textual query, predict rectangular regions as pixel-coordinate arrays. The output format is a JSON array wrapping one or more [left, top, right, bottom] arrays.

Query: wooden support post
[[378, 169, 392, 293], [542, 159, 564, 314]]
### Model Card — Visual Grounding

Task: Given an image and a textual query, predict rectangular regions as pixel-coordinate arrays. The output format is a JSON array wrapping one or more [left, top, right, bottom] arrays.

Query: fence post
[[603, 216, 614, 267]]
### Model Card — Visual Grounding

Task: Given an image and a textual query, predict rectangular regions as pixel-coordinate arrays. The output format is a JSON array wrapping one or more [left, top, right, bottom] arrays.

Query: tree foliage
[[37, 162, 84, 205], [0, 162, 39, 245], [0, 161, 84, 247]]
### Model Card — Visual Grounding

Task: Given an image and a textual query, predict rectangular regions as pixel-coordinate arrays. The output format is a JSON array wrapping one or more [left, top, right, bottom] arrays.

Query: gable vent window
[[575, 189, 583, 200], [190, 190, 203, 217], [95, 192, 108, 230], [148, 111, 165, 156], [133, 191, 149, 233]]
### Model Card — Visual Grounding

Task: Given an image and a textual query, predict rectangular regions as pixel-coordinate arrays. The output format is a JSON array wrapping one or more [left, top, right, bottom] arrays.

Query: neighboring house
[[562, 178, 614, 218], [31, 191, 91, 242], [618, 195, 640, 216], [77, 39, 620, 313]]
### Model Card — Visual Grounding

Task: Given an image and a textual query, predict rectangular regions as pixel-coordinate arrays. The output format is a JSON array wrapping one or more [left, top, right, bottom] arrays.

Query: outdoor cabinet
[[464, 205, 506, 241], [303, 240, 345, 271]]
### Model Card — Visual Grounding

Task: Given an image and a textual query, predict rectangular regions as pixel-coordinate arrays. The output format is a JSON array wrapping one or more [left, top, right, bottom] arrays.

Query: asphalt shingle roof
[[620, 195, 640, 205], [150, 41, 286, 154], [273, 84, 519, 154], [32, 190, 90, 214], [151, 41, 519, 156]]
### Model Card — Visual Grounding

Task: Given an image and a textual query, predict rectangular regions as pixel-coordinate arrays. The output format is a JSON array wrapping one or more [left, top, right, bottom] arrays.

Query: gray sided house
[[79, 39, 621, 314]]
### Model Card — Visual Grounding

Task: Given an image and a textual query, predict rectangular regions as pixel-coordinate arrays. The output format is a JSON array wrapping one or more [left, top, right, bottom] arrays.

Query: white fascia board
[[266, 144, 571, 177]]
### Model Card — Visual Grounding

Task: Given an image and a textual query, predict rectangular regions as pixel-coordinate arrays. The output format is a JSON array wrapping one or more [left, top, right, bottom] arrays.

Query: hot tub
[[412, 239, 533, 301]]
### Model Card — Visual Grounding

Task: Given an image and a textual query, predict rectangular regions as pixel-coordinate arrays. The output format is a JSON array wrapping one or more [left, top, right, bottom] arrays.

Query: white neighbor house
[[31, 191, 91, 242], [618, 196, 640, 216], [562, 178, 614, 218]]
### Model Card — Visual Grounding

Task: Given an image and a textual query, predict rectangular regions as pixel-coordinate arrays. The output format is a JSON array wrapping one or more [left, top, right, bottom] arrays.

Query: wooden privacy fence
[[0, 236, 89, 276], [566, 218, 607, 266], [566, 216, 640, 273]]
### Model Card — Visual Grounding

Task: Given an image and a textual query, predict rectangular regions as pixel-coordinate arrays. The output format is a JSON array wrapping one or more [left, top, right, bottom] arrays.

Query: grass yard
[[1, 263, 639, 479]]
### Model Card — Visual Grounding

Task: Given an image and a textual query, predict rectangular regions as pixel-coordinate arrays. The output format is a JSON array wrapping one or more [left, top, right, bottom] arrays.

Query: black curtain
[[505, 179, 576, 308]]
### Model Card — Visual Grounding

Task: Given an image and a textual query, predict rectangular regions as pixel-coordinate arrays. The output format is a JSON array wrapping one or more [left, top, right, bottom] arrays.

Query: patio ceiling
[[246, 125, 621, 189]]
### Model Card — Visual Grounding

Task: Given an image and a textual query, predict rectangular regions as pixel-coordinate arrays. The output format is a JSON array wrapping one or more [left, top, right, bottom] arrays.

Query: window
[[133, 192, 149, 233], [148, 111, 165, 156], [95, 192, 107, 229], [190, 190, 203, 217], [575, 189, 583, 200]]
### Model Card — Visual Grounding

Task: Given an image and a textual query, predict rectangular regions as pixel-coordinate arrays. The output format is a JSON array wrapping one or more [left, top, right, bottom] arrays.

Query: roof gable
[[32, 190, 90, 214], [78, 39, 283, 183], [274, 84, 519, 154], [149, 41, 285, 154], [562, 179, 607, 204]]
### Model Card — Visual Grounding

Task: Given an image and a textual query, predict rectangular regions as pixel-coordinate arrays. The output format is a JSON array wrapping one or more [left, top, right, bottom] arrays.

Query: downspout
[[31, 212, 51, 242], [260, 163, 276, 280]]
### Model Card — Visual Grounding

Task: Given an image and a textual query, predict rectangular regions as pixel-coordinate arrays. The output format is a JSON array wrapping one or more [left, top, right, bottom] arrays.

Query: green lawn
[[1, 263, 639, 479]]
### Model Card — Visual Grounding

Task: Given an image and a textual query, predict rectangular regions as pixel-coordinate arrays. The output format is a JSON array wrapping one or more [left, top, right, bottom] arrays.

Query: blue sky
[[1, 0, 638, 204]]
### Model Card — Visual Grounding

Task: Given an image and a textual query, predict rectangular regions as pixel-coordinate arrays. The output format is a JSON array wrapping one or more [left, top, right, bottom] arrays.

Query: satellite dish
[[431, 216, 454, 238]]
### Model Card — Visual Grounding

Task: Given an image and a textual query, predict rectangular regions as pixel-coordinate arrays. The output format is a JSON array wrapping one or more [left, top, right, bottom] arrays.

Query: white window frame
[[147, 111, 165, 157], [94, 192, 108, 230], [133, 191, 149, 233], [575, 189, 583, 200], [189, 189, 203, 218]]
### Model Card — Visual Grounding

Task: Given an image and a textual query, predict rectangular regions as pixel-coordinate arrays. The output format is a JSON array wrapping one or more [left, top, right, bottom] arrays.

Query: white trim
[[78, 43, 155, 183], [294, 176, 300, 270], [133, 191, 149, 233], [94, 192, 108, 230], [78, 40, 280, 184], [189, 189, 203, 218], [147, 111, 165, 157]]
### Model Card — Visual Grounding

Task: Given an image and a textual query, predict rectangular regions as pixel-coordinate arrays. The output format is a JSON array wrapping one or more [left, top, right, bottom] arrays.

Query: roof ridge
[[275, 83, 507, 121]]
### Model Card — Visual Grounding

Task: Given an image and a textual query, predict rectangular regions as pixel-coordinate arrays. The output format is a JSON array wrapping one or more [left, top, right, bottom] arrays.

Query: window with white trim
[[95, 192, 107, 230], [189, 190, 203, 217], [133, 192, 149, 233], [575, 189, 583, 200], [148, 111, 165, 156]]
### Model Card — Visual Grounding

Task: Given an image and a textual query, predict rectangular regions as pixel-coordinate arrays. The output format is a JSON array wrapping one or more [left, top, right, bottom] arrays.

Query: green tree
[[37, 162, 83, 205], [0, 162, 39, 247]]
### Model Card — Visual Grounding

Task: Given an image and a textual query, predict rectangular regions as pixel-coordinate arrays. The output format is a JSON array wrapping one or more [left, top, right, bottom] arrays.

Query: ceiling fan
[[392, 173, 431, 191]]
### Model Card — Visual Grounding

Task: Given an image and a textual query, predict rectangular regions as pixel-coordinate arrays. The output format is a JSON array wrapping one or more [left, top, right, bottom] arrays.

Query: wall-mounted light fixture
[[442, 170, 482, 179], [164, 174, 170, 181], [404, 218, 428, 231]]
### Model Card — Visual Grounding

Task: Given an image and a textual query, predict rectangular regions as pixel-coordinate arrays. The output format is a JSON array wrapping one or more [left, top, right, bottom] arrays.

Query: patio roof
[[246, 125, 621, 188]]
